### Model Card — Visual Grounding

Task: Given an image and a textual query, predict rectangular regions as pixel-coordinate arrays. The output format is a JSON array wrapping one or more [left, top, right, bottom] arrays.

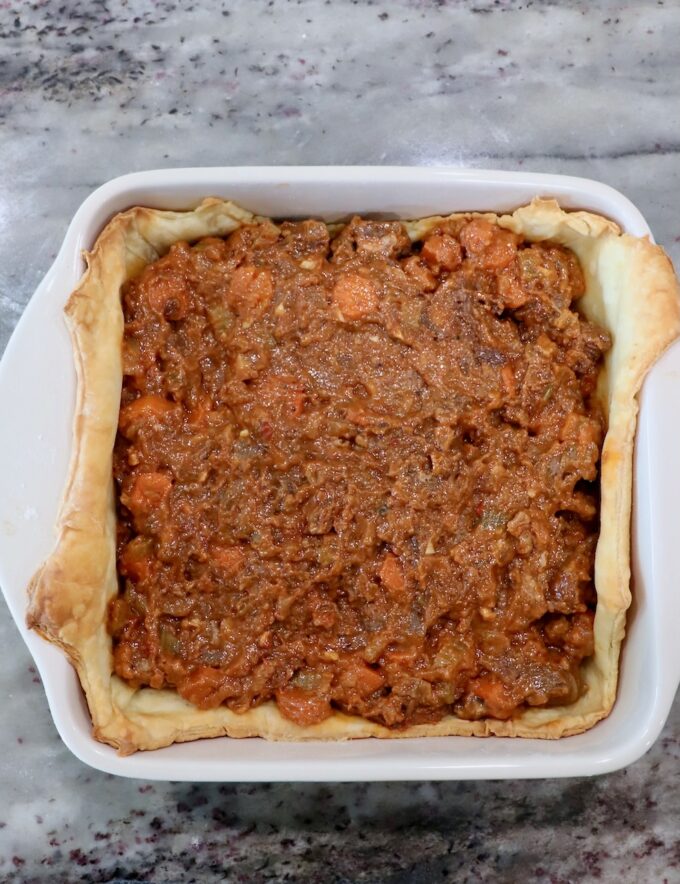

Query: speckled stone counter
[[2, 1, 680, 881]]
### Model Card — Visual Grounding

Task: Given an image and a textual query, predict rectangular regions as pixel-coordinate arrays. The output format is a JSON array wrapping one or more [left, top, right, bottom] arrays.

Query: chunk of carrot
[[333, 273, 379, 320], [470, 675, 515, 719], [212, 546, 245, 577], [379, 553, 406, 595], [119, 395, 176, 438], [119, 538, 154, 582], [128, 472, 172, 515], [180, 666, 229, 709], [338, 659, 385, 697], [227, 265, 274, 318], [421, 234, 462, 271], [460, 219, 518, 270], [353, 663, 385, 696], [275, 686, 332, 726]]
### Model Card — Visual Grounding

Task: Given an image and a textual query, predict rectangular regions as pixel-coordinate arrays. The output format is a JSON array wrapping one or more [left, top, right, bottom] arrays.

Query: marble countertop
[[1, 0, 680, 881]]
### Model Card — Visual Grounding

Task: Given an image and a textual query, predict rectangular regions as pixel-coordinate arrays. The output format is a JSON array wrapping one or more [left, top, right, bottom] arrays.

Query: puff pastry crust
[[26, 198, 680, 753]]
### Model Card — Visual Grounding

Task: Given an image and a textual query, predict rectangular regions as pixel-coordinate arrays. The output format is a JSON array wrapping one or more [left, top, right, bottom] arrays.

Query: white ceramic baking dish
[[1, 167, 679, 781]]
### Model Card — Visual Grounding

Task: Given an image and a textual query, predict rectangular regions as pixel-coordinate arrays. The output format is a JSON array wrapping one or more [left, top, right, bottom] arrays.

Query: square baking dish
[[1, 166, 678, 781]]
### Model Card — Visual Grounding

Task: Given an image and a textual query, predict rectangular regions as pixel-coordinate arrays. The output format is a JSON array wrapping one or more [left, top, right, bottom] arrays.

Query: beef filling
[[110, 214, 610, 727]]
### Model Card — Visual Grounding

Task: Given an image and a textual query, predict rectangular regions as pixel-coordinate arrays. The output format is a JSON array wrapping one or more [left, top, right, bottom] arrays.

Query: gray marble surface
[[1, 0, 680, 881]]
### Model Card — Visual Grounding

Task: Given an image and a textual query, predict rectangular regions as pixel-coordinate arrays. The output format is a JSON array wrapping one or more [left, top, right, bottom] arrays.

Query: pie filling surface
[[110, 215, 610, 728]]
